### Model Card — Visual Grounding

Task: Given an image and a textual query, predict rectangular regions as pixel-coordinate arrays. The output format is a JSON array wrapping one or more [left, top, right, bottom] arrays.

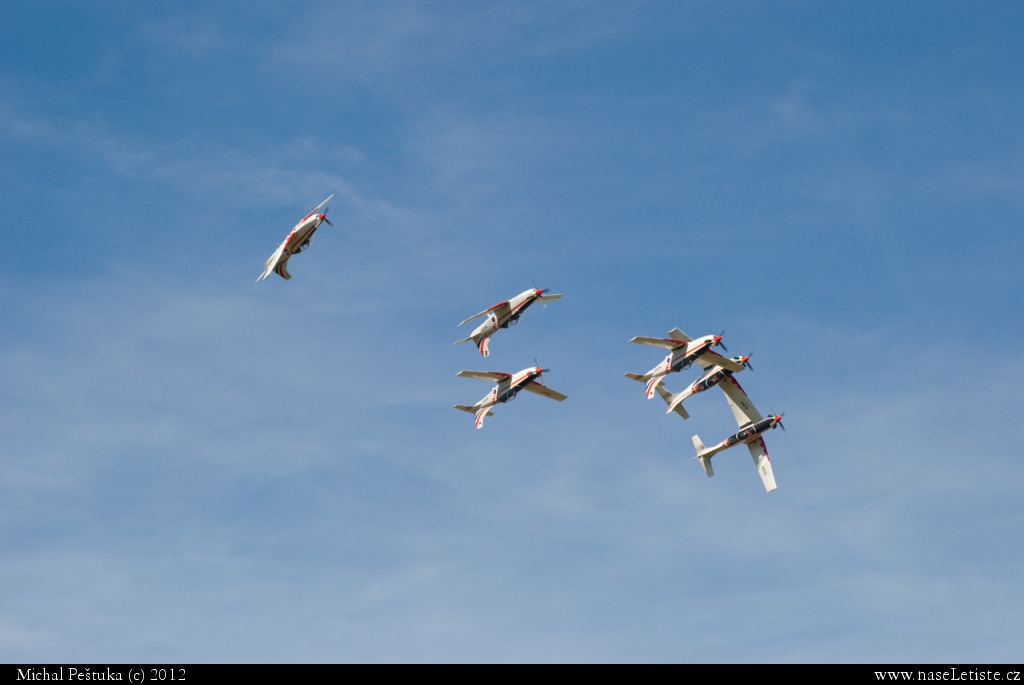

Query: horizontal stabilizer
[[454, 404, 494, 417], [698, 455, 714, 478], [655, 384, 690, 419]]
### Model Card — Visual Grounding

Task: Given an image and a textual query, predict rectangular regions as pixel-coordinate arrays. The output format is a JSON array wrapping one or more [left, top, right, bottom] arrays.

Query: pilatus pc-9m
[[455, 288, 562, 357], [454, 366, 567, 429], [690, 377, 784, 493], [257, 195, 335, 282]]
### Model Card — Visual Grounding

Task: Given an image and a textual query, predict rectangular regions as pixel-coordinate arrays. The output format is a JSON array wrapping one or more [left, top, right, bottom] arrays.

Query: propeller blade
[[324, 217, 333, 226], [717, 330, 727, 352]]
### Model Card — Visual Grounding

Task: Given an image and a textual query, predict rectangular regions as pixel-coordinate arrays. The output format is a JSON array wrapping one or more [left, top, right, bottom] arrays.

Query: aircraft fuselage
[[476, 367, 545, 409], [469, 289, 545, 340], [719, 416, 780, 450], [646, 337, 716, 379]]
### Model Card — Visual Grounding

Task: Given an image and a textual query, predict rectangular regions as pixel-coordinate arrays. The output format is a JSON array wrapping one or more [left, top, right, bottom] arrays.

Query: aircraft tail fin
[[454, 334, 490, 357], [645, 375, 664, 399], [474, 406, 490, 429], [623, 372, 646, 383], [453, 404, 476, 414], [692, 436, 715, 477]]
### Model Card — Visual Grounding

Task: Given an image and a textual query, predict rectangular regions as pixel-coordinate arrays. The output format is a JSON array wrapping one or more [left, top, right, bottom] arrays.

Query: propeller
[[741, 353, 754, 372], [772, 411, 785, 431], [714, 330, 728, 353]]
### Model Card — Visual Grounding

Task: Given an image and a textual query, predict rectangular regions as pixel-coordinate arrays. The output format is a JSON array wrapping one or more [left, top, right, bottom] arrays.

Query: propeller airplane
[[625, 328, 743, 399], [455, 288, 562, 357], [690, 376, 784, 493], [257, 194, 335, 282], [454, 366, 567, 429]]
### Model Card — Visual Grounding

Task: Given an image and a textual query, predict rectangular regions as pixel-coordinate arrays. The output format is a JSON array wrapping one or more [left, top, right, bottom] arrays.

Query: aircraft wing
[[538, 293, 563, 303], [719, 377, 763, 426], [629, 336, 687, 350], [748, 437, 777, 492], [458, 300, 510, 327], [667, 328, 692, 342], [522, 380, 567, 401], [300, 194, 335, 221], [456, 370, 512, 382], [655, 384, 690, 419], [697, 349, 744, 372]]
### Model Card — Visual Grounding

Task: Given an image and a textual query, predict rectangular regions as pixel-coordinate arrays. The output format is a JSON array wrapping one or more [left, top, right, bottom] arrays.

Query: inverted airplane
[[454, 366, 567, 429], [625, 328, 743, 399], [257, 194, 335, 282], [654, 354, 753, 418], [690, 376, 783, 493], [455, 288, 562, 357]]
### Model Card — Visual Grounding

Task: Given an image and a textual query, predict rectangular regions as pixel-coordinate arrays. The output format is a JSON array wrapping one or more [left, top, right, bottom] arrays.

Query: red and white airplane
[[690, 376, 783, 492], [653, 354, 753, 418], [625, 328, 744, 399], [455, 288, 562, 357], [256, 194, 334, 282], [454, 366, 567, 429]]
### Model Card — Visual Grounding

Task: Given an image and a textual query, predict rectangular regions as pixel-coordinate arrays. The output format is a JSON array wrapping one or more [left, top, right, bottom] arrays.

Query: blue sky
[[2, 1, 1023, 662]]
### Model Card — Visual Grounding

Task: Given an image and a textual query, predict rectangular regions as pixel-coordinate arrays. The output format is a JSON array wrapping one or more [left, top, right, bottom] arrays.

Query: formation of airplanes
[[257, 197, 786, 493], [632, 328, 783, 492]]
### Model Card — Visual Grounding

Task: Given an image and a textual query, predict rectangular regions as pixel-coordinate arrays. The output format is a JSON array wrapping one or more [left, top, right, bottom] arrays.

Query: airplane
[[454, 288, 562, 357], [624, 328, 744, 399], [256, 194, 335, 282], [454, 366, 567, 429], [690, 376, 783, 492], [653, 354, 753, 418]]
